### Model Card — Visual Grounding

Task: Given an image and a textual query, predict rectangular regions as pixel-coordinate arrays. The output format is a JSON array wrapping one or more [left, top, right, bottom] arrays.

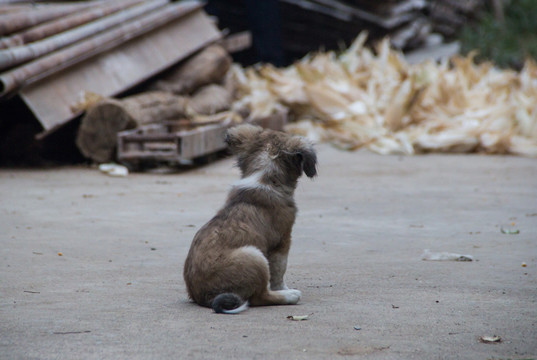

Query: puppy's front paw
[[281, 289, 302, 304]]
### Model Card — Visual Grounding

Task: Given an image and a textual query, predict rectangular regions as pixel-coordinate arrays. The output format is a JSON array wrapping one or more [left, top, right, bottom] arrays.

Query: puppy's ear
[[290, 143, 317, 178], [225, 124, 263, 154], [298, 148, 317, 178]]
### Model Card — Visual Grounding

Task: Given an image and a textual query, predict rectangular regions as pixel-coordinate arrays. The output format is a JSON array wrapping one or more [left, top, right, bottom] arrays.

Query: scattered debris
[[422, 249, 473, 262], [391, 304, 400, 309], [57, 252, 63, 256], [98, 163, 128, 177], [354, 326, 362, 330], [479, 335, 501, 343], [287, 315, 309, 321], [500, 227, 520, 235], [23, 290, 40, 294], [522, 262, 527, 267]]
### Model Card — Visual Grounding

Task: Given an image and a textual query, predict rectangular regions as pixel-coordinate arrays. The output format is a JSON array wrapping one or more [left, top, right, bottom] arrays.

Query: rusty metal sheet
[[19, 6, 221, 136]]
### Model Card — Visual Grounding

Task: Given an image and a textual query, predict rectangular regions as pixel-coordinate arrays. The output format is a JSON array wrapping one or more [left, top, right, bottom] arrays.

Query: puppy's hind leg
[[211, 246, 271, 313], [225, 246, 301, 307], [250, 288, 302, 306]]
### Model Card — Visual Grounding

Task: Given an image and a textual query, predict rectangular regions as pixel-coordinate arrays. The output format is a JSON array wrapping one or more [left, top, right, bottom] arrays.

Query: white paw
[[281, 289, 302, 304]]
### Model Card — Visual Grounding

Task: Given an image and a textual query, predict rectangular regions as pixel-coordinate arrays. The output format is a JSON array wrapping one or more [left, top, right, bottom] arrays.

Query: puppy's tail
[[212, 293, 249, 314]]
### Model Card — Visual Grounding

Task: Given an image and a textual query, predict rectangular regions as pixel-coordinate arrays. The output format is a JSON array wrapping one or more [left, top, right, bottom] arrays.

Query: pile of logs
[[75, 44, 241, 163]]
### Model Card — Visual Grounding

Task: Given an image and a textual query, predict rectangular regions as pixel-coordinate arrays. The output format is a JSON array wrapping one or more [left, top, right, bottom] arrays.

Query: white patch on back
[[233, 150, 285, 193], [233, 171, 269, 191]]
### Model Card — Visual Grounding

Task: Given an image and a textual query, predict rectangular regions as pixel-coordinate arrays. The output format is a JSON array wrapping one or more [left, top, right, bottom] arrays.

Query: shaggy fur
[[183, 124, 317, 313]]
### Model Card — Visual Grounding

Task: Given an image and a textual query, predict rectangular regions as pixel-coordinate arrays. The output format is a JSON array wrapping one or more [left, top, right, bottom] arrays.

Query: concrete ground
[[1, 144, 536, 359]]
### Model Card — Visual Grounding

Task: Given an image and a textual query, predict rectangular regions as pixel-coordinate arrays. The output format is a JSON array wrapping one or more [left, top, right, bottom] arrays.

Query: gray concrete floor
[[1, 145, 536, 359]]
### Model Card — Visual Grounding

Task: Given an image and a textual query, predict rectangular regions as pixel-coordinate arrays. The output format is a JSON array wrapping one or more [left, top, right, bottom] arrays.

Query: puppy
[[183, 124, 317, 313]]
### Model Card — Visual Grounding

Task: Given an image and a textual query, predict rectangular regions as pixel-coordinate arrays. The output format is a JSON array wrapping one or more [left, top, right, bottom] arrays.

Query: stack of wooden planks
[[209, 0, 484, 62]]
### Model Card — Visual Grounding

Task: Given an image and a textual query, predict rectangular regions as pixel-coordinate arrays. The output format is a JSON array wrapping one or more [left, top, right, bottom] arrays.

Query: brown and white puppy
[[183, 124, 317, 313]]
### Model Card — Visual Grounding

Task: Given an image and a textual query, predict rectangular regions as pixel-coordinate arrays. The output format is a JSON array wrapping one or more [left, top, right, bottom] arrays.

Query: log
[[76, 91, 188, 163], [189, 84, 232, 115], [148, 44, 232, 95]]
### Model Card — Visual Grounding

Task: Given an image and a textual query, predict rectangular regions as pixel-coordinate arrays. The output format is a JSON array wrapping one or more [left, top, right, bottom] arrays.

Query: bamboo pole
[[0, 4, 34, 15], [0, 0, 169, 70], [0, 2, 96, 36], [0, 1, 203, 97], [0, 0, 146, 49]]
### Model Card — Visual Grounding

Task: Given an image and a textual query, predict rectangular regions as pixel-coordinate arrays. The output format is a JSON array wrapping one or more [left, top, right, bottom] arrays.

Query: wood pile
[[0, 0, 226, 146], [75, 44, 238, 163], [75, 43, 285, 165]]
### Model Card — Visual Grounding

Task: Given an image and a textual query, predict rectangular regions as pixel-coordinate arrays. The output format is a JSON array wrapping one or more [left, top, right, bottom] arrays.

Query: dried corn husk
[[233, 33, 537, 156]]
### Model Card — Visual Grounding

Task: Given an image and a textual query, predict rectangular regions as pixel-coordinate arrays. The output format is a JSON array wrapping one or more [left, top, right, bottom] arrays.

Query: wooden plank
[[250, 109, 288, 131], [119, 150, 179, 160], [221, 31, 252, 53], [179, 123, 229, 159]]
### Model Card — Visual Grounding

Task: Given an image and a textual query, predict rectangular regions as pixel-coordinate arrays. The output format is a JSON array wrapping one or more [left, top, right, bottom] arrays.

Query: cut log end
[[76, 99, 138, 163]]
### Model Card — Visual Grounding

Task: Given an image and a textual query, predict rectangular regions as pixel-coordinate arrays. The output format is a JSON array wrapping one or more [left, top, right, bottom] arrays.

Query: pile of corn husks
[[231, 33, 537, 156]]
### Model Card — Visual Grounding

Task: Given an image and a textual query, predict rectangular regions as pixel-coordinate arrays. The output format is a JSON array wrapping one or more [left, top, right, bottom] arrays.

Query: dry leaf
[[480, 335, 501, 343], [287, 315, 309, 321]]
